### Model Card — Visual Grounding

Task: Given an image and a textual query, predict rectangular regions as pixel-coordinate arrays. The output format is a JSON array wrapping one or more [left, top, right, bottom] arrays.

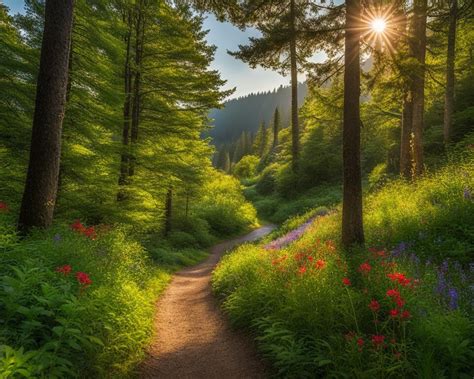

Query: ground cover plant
[[0, 210, 209, 378], [213, 155, 474, 378]]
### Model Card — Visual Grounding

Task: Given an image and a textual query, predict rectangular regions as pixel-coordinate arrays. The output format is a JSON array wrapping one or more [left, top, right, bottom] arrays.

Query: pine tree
[[227, 1, 322, 172], [18, 0, 75, 232], [444, 0, 458, 144], [272, 107, 281, 149], [342, 0, 364, 247]]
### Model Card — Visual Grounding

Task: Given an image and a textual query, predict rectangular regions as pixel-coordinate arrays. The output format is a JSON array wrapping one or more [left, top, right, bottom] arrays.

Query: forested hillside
[[208, 82, 308, 144]]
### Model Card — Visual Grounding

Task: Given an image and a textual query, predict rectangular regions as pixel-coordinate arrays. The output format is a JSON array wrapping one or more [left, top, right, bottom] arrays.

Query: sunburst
[[360, 3, 406, 55]]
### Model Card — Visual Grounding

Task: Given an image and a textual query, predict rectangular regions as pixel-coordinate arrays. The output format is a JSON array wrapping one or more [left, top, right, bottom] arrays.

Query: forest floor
[[140, 225, 276, 379]]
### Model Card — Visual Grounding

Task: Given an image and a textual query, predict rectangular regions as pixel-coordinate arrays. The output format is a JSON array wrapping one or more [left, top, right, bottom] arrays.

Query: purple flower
[[53, 234, 62, 243], [436, 271, 447, 295], [440, 260, 449, 273], [265, 217, 316, 250], [448, 288, 459, 310], [464, 188, 472, 200], [391, 241, 408, 257]]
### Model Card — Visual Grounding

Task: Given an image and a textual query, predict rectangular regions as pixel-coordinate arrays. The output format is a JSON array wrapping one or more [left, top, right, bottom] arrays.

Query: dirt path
[[140, 225, 275, 379]]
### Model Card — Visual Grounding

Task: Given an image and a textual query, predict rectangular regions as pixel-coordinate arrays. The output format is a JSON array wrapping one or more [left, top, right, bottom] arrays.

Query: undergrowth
[[213, 153, 474, 378]]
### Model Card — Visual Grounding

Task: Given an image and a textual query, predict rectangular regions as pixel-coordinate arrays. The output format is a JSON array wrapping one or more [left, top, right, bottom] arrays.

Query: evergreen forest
[[0, 0, 473, 377]]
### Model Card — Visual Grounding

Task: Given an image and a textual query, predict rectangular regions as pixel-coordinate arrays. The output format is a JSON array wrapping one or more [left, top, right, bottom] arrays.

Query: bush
[[0, 215, 206, 378], [196, 171, 258, 236], [233, 155, 260, 179], [167, 230, 198, 248], [255, 164, 278, 195], [172, 216, 215, 247]]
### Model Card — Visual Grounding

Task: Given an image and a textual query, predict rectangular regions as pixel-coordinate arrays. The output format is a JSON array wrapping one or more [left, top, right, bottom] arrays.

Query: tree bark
[[128, 2, 144, 177], [289, 0, 299, 172], [18, 0, 75, 233], [273, 107, 280, 149], [342, 0, 364, 248], [444, 0, 457, 145], [410, 0, 427, 177], [164, 188, 173, 236], [117, 10, 133, 200], [400, 91, 413, 178]]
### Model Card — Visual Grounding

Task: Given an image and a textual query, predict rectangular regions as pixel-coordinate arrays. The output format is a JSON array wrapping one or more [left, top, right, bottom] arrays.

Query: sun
[[371, 18, 387, 34]]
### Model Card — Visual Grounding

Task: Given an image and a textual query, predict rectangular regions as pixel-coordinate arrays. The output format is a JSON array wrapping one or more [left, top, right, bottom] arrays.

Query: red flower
[[357, 338, 364, 348], [395, 296, 405, 308], [298, 266, 307, 275], [369, 300, 380, 312], [315, 259, 326, 269], [307, 256, 314, 262], [389, 309, 399, 318], [386, 289, 400, 298], [76, 272, 92, 286], [342, 277, 351, 286], [387, 272, 411, 287], [0, 201, 9, 212], [295, 253, 305, 261], [71, 219, 85, 232], [371, 335, 385, 347], [83, 226, 97, 240], [401, 310, 411, 320], [56, 265, 72, 275], [359, 262, 372, 274]]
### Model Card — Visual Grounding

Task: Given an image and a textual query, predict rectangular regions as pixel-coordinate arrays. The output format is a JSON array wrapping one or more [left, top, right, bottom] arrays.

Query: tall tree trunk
[[129, 2, 144, 178], [18, 0, 75, 233], [444, 0, 457, 145], [410, 0, 427, 177], [273, 107, 280, 149], [118, 10, 133, 201], [400, 92, 413, 178], [56, 30, 74, 211], [164, 188, 173, 236], [342, 0, 364, 248], [289, 0, 299, 172]]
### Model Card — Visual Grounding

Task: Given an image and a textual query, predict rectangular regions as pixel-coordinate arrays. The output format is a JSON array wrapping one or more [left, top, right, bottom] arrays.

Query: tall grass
[[213, 155, 474, 377]]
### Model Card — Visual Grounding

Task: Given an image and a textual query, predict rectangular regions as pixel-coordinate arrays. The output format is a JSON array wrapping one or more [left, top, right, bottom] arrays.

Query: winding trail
[[140, 225, 275, 379]]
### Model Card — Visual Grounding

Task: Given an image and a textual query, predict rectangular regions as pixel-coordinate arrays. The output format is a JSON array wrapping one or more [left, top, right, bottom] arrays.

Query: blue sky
[[2, 0, 315, 98]]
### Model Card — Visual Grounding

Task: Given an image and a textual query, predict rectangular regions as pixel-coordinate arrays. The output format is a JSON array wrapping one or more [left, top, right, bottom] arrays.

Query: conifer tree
[[227, 1, 321, 172], [18, 0, 75, 232], [272, 107, 281, 149], [342, 0, 364, 247]]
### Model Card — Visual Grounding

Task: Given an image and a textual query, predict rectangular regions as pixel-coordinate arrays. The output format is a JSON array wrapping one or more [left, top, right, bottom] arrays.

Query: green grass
[[212, 154, 474, 378], [244, 183, 342, 224], [0, 219, 209, 378]]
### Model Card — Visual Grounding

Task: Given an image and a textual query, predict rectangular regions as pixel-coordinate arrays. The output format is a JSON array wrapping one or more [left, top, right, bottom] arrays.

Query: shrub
[[0, 215, 205, 377], [255, 164, 278, 195], [233, 155, 260, 179]]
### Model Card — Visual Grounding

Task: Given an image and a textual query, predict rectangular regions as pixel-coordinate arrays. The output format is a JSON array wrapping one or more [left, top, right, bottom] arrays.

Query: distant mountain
[[208, 82, 308, 146]]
